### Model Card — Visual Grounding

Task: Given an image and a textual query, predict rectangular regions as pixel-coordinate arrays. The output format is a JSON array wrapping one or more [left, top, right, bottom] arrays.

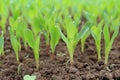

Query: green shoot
[[25, 29, 40, 70], [49, 26, 60, 54], [44, 9, 61, 58], [91, 20, 103, 60], [9, 17, 21, 63], [103, 25, 119, 64], [30, 17, 41, 37], [9, 27, 21, 63]]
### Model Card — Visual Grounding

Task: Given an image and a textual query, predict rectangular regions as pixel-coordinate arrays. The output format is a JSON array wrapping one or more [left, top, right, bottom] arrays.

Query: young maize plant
[[91, 20, 104, 60], [0, 31, 4, 56], [103, 24, 119, 64], [25, 29, 40, 70], [9, 31, 21, 63], [57, 16, 91, 64], [24, 6, 41, 69], [49, 25, 60, 51], [45, 8, 60, 59], [49, 24, 60, 59], [40, 6, 60, 55], [9, 17, 21, 63]]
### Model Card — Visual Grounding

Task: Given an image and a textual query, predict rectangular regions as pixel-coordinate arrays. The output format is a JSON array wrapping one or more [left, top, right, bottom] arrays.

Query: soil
[[0, 31, 120, 80]]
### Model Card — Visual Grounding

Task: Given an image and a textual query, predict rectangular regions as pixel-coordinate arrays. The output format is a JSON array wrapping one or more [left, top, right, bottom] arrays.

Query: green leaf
[[35, 34, 40, 51], [16, 18, 27, 38], [31, 17, 41, 36], [11, 35, 19, 52], [103, 24, 119, 64], [0, 35, 4, 55], [91, 26, 99, 41], [25, 29, 35, 48], [91, 21, 103, 60], [50, 26, 60, 53], [67, 24, 77, 40], [76, 23, 91, 42], [10, 34, 20, 62], [103, 25, 110, 46], [81, 22, 91, 52], [34, 34, 40, 69], [110, 26, 119, 46], [57, 26, 68, 45]]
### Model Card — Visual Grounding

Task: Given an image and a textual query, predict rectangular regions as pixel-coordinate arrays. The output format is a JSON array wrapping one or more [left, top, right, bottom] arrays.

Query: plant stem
[[97, 49, 101, 61], [69, 48, 74, 65], [81, 39, 85, 53], [70, 55, 74, 64], [2, 52, 4, 56], [34, 50, 40, 70], [24, 42, 27, 50], [16, 51, 19, 63], [96, 42, 101, 60], [36, 59, 39, 70], [1, 49, 4, 56], [105, 50, 109, 65]]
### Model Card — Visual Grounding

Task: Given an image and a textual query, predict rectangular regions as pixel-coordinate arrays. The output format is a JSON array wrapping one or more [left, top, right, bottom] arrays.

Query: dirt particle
[[68, 66, 78, 74]]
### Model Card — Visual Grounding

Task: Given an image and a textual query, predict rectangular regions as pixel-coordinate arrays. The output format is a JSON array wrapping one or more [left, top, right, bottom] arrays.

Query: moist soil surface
[[0, 31, 120, 80]]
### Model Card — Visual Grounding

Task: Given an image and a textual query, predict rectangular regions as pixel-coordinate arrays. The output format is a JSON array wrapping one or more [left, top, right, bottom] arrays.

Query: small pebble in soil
[[4, 49, 11, 53], [83, 63, 89, 68], [68, 66, 78, 74], [86, 72, 95, 80], [32, 72, 41, 80], [51, 75, 62, 80], [103, 72, 113, 80], [70, 74, 76, 79], [113, 70, 120, 79], [74, 62, 84, 69]]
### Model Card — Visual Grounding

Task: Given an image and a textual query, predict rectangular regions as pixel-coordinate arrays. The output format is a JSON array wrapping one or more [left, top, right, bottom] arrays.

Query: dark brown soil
[[0, 31, 120, 80]]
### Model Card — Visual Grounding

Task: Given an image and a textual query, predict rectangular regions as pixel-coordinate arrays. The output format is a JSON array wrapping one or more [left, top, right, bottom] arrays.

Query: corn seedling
[[91, 20, 103, 60], [9, 28, 21, 63], [103, 25, 119, 64], [41, 7, 60, 54], [25, 29, 40, 70], [49, 25, 60, 59], [9, 17, 21, 63], [49, 26, 60, 53], [45, 9, 61, 59]]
